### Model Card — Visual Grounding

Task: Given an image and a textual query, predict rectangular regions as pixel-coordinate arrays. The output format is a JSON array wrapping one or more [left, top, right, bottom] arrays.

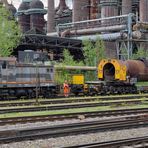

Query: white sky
[[8, 0, 72, 20], [9, 0, 72, 10]]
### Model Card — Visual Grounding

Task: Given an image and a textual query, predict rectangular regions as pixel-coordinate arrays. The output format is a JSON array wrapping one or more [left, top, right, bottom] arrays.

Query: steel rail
[[0, 108, 148, 126], [0, 94, 147, 107], [0, 115, 147, 144], [0, 99, 147, 114], [64, 136, 148, 148]]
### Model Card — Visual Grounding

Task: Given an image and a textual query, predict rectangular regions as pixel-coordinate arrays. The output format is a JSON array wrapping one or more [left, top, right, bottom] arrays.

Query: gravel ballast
[[0, 127, 148, 148], [0, 115, 147, 148]]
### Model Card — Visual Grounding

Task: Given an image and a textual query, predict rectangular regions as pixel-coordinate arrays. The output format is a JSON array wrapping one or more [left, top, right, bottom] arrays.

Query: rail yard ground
[[0, 94, 147, 147]]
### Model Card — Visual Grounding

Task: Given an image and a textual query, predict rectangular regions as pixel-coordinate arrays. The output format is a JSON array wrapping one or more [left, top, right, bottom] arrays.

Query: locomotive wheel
[[43, 93, 50, 98], [31, 90, 36, 99], [27, 90, 34, 99], [74, 92, 79, 96]]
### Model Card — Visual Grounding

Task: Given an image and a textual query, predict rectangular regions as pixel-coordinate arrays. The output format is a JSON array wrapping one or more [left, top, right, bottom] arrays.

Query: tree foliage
[[82, 38, 106, 81], [62, 49, 84, 66], [0, 6, 21, 57], [131, 48, 148, 59], [55, 38, 106, 83], [82, 38, 105, 66], [55, 49, 84, 84], [95, 38, 106, 62]]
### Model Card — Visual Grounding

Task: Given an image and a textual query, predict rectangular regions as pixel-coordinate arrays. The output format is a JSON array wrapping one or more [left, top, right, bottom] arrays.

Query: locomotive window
[[2, 61, 7, 69], [47, 68, 53, 73], [0, 67, 1, 77], [46, 68, 49, 72], [50, 68, 53, 72]]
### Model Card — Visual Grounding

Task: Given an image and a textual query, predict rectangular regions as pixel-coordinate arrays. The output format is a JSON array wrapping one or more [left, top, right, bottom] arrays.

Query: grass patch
[[0, 94, 147, 105], [0, 94, 148, 104], [136, 82, 148, 86], [0, 104, 148, 119], [0, 98, 148, 110]]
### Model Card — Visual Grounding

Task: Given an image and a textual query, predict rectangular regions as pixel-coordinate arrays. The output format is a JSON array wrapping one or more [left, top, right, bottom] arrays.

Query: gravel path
[[0, 115, 147, 148]]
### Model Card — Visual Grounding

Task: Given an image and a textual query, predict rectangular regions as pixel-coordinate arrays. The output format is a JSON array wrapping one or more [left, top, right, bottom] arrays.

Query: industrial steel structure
[[1, 0, 148, 60], [53, 0, 148, 60], [15, 34, 83, 61]]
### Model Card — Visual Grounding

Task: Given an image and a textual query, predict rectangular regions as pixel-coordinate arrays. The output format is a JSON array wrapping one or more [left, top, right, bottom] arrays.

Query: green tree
[[132, 48, 148, 59], [0, 6, 21, 56], [55, 49, 84, 84], [95, 38, 106, 62], [55, 38, 106, 83], [82, 38, 106, 81], [82, 38, 105, 66], [62, 49, 84, 66]]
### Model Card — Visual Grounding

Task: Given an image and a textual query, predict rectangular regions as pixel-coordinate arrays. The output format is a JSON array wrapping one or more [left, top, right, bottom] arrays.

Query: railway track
[[0, 115, 147, 144], [0, 98, 147, 114], [65, 136, 148, 148], [0, 94, 147, 107], [0, 108, 148, 126]]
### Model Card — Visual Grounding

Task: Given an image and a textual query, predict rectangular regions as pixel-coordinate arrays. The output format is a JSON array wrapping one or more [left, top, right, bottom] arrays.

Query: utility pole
[[34, 54, 40, 105], [35, 61, 39, 104]]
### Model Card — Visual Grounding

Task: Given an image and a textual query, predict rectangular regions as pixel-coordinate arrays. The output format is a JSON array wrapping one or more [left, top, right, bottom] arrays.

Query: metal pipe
[[122, 31, 142, 39], [71, 31, 143, 41], [47, 32, 59, 36], [70, 33, 123, 41], [59, 14, 129, 27], [55, 65, 96, 71], [61, 25, 126, 37], [58, 14, 130, 37], [133, 22, 148, 30]]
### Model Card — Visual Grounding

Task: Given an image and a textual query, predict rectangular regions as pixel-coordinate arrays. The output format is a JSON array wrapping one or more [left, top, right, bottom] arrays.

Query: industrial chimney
[[100, 0, 118, 18], [72, 0, 90, 22], [56, 0, 68, 15], [90, 0, 100, 19], [140, 0, 148, 22], [47, 0, 55, 33], [29, 0, 47, 32], [17, 1, 30, 33], [122, 0, 132, 15], [100, 0, 119, 58]]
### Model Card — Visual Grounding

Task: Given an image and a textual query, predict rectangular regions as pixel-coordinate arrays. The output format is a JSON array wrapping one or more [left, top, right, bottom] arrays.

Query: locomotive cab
[[0, 58, 16, 85], [71, 74, 85, 96]]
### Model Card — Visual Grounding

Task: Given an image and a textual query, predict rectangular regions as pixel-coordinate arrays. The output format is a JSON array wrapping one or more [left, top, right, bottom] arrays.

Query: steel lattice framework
[[14, 34, 83, 60]]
